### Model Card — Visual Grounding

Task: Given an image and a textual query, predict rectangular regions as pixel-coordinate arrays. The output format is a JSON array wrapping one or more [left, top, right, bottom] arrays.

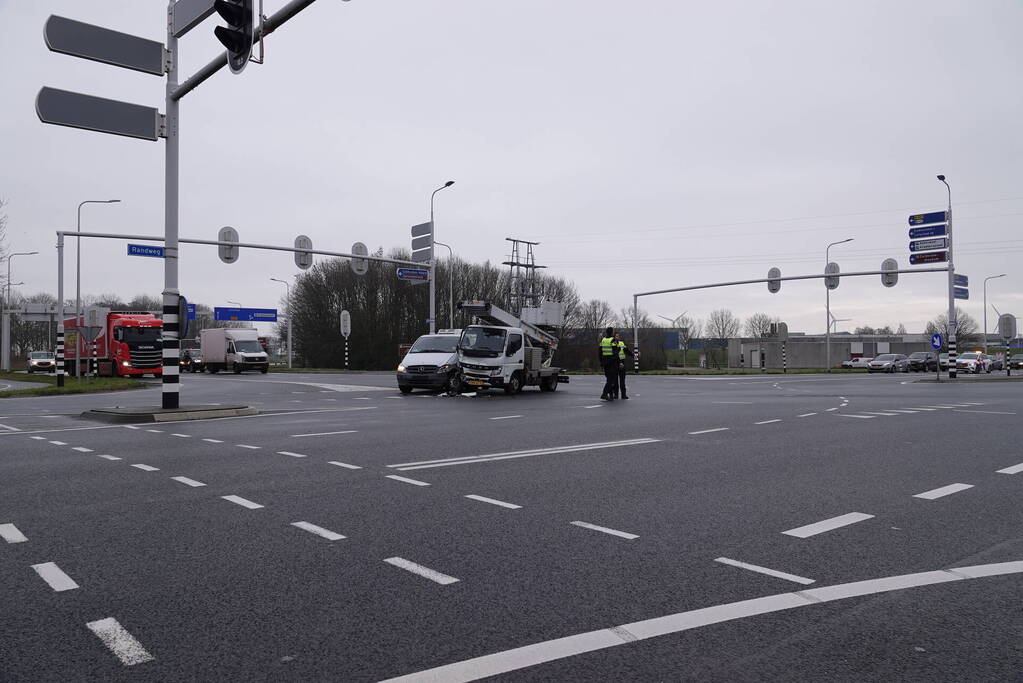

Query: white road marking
[[714, 557, 815, 585], [236, 444, 261, 449], [222, 495, 264, 509], [465, 495, 522, 509], [171, 476, 205, 487], [145, 429, 163, 433], [996, 462, 1023, 475], [797, 413, 817, 418], [0, 523, 28, 543], [913, 483, 974, 500], [291, 521, 345, 540], [123, 425, 141, 430], [883, 409, 918, 414], [389, 438, 661, 471], [960, 402, 986, 406], [712, 401, 753, 404], [386, 475, 431, 486], [378, 561, 1023, 683], [570, 521, 638, 540], [328, 460, 362, 469], [71, 446, 93, 452], [30, 435, 46, 440], [97, 455, 122, 461], [862, 411, 900, 416], [755, 419, 781, 424], [171, 433, 191, 438], [908, 407, 938, 411], [839, 414, 875, 419], [825, 408, 837, 412], [49, 440, 67, 445], [277, 451, 307, 458], [383, 557, 460, 585], [952, 409, 1016, 415], [582, 405, 604, 409], [688, 428, 729, 435], [782, 512, 874, 538], [0, 423, 21, 432], [489, 415, 523, 420], [202, 438, 223, 443], [32, 562, 79, 591], [86, 617, 155, 666], [291, 430, 358, 438], [918, 405, 958, 409], [131, 464, 159, 472], [353, 397, 373, 400]]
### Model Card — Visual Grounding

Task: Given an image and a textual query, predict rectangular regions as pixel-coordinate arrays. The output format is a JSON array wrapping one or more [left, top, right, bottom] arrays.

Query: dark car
[[906, 351, 938, 372], [987, 354, 1003, 371], [1009, 353, 1023, 370]]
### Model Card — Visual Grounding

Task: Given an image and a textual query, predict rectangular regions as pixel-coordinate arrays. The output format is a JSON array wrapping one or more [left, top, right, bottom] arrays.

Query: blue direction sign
[[909, 251, 947, 265], [908, 211, 947, 226], [396, 268, 430, 281], [930, 333, 944, 350], [954, 274, 968, 287], [909, 237, 948, 252], [213, 307, 278, 322], [127, 243, 165, 258], [954, 287, 969, 300], [908, 224, 947, 240], [186, 303, 196, 321]]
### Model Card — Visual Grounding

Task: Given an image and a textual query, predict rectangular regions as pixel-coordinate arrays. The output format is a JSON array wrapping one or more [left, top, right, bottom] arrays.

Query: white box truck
[[201, 328, 269, 374]]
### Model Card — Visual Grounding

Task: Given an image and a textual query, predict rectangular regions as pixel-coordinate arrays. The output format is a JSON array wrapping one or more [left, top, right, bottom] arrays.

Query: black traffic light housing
[[214, 0, 253, 74]]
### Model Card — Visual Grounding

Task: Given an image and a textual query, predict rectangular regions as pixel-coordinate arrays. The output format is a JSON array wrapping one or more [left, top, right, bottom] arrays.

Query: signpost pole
[[56, 234, 65, 387], [162, 1, 181, 409], [939, 177, 957, 379]]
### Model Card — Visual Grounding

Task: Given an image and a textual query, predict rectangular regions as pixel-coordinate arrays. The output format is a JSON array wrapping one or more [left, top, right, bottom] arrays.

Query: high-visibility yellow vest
[[599, 337, 615, 356], [617, 341, 627, 360]]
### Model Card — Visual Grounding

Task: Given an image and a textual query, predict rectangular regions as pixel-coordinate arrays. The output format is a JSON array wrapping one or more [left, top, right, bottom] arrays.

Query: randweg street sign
[[45, 15, 165, 76], [909, 251, 947, 265], [127, 244, 165, 258], [908, 211, 947, 226], [36, 87, 160, 141], [908, 224, 947, 240], [396, 268, 430, 281], [953, 287, 969, 300], [909, 237, 948, 252], [954, 274, 969, 287]]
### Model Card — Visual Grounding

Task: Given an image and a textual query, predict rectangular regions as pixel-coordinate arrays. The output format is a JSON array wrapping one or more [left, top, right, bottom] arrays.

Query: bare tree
[[574, 299, 617, 331], [618, 306, 654, 331], [744, 312, 776, 338], [925, 308, 979, 349], [896, 323, 907, 335], [706, 309, 741, 339]]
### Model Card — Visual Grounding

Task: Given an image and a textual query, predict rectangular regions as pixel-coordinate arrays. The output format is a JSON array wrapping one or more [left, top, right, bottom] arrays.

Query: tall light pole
[[75, 199, 120, 377], [5, 251, 38, 309], [270, 278, 292, 368], [227, 300, 241, 307], [983, 273, 1006, 354], [937, 175, 957, 378], [1, 250, 34, 374], [825, 238, 854, 372], [429, 180, 455, 334], [433, 241, 454, 329]]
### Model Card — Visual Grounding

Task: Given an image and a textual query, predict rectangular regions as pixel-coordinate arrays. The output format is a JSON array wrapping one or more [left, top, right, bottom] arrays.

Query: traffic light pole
[[162, 1, 181, 409]]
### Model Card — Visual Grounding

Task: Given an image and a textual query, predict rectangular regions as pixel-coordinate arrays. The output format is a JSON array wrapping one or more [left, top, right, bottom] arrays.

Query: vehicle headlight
[[122, 361, 130, 367], [491, 368, 503, 376], [397, 364, 406, 372], [439, 364, 452, 372]]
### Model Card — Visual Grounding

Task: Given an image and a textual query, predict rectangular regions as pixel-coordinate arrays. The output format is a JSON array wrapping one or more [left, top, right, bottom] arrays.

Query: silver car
[[867, 353, 909, 373]]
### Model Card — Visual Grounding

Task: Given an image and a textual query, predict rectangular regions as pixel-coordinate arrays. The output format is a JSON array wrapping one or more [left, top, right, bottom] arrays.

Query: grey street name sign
[[36, 87, 160, 141], [410, 222, 433, 238], [44, 15, 165, 76], [1000, 313, 1016, 341], [172, 0, 216, 38]]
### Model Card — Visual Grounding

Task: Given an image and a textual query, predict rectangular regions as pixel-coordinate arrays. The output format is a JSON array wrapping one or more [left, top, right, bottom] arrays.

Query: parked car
[[906, 351, 939, 372], [987, 355, 1004, 371], [867, 353, 909, 373], [1009, 353, 1023, 370], [396, 329, 462, 394], [939, 353, 950, 370], [955, 352, 988, 374], [26, 350, 56, 373], [841, 357, 873, 369]]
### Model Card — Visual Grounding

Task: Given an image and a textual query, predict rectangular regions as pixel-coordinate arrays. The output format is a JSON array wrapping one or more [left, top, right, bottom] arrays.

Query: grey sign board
[[999, 313, 1016, 341], [411, 248, 432, 263], [410, 221, 433, 238], [340, 310, 352, 338], [45, 15, 165, 76], [172, 0, 216, 38], [411, 235, 433, 251], [36, 87, 159, 141]]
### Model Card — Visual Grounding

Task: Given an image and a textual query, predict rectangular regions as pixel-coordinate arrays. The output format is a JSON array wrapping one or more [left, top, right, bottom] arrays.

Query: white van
[[396, 329, 461, 393]]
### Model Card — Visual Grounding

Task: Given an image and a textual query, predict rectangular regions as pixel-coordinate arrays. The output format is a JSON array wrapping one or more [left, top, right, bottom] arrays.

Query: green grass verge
[[0, 372, 148, 398]]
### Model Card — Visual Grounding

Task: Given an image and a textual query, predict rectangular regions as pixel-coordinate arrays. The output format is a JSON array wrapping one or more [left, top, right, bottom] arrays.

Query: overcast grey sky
[[2, 0, 1021, 338]]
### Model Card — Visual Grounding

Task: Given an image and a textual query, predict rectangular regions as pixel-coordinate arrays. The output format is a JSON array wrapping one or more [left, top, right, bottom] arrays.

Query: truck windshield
[[409, 335, 459, 354], [234, 340, 263, 353], [120, 327, 161, 343], [460, 327, 506, 357]]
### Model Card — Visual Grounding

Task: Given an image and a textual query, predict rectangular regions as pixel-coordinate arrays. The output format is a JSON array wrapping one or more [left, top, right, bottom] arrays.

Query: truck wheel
[[504, 372, 522, 395], [260, 367, 268, 374], [399, 385, 413, 394], [233, 365, 242, 374], [540, 375, 558, 392], [209, 366, 218, 374]]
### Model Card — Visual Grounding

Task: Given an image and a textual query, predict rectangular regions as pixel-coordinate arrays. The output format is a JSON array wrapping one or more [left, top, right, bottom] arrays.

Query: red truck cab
[[64, 311, 163, 377]]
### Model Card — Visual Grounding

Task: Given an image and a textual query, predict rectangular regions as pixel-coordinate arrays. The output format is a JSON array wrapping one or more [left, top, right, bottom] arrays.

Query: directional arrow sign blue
[[909, 237, 948, 252], [931, 333, 943, 350], [186, 303, 196, 321], [954, 287, 969, 300], [909, 211, 947, 226], [213, 307, 277, 322], [954, 274, 968, 287], [908, 224, 947, 240], [127, 243, 165, 258], [396, 268, 430, 281]]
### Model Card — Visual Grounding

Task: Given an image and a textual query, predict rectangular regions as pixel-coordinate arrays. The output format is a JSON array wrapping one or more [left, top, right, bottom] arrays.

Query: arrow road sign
[[396, 268, 430, 281], [908, 211, 947, 226], [213, 307, 277, 322], [909, 237, 948, 252], [909, 251, 947, 265], [908, 224, 947, 240], [954, 287, 969, 300], [45, 15, 165, 76], [127, 244, 165, 258], [931, 333, 944, 350], [954, 274, 969, 287], [36, 87, 160, 141]]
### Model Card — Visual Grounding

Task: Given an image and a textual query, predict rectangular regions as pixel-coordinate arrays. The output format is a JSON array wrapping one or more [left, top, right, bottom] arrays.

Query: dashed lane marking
[[582, 405, 604, 409], [86, 617, 155, 666], [489, 415, 523, 420], [952, 409, 1016, 415], [997, 462, 1023, 475], [123, 425, 140, 430], [570, 521, 638, 540], [714, 557, 815, 585], [1, 523, 28, 543], [883, 409, 918, 414], [131, 464, 159, 472], [913, 483, 974, 500], [202, 438, 223, 443], [388, 438, 661, 471], [465, 495, 522, 509], [171, 476, 205, 487], [145, 429, 163, 433], [222, 495, 265, 509], [97, 455, 122, 461], [236, 444, 261, 449], [797, 413, 817, 418], [277, 451, 307, 458], [291, 430, 358, 438], [825, 408, 837, 412], [328, 461, 362, 469], [49, 440, 67, 445], [32, 562, 79, 591], [386, 475, 431, 486], [909, 407, 938, 411], [171, 433, 191, 438], [383, 557, 460, 585], [688, 428, 729, 435], [71, 446, 93, 452], [782, 512, 874, 538], [755, 419, 781, 425], [29, 436, 46, 440], [861, 411, 900, 416], [291, 521, 345, 540], [0, 423, 21, 432], [839, 414, 874, 419]]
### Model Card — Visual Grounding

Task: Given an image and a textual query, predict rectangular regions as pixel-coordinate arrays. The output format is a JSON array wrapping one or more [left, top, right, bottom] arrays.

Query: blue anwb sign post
[[127, 243, 164, 258], [213, 307, 278, 322]]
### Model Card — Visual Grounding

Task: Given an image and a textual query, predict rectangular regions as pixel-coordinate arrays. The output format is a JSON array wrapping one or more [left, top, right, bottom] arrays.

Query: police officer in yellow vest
[[611, 332, 633, 399], [598, 327, 617, 401]]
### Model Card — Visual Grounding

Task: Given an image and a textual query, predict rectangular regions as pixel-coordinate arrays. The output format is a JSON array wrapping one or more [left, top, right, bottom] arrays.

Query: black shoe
[[622, 395, 629, 399], [600, 395, 608, 401]]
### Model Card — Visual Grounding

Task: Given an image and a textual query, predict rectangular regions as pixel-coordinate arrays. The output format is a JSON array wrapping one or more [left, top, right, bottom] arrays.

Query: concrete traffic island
[[82, 405, 258, 423]]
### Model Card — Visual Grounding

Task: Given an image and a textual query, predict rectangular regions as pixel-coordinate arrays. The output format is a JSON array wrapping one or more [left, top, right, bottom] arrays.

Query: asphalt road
[[1, 370, 1021, 681]]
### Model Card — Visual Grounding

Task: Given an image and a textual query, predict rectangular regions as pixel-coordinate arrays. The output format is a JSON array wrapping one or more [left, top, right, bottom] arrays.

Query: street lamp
[[429, 180, 455, 334], [270, 278, 292, 368], [2, 251, 38, 372], [983, 273, 1006, 354], [75, 199, 120, 377], [825, 238, 854, 372], [433, 240, 455, 329], [227, 300, 241, 307]]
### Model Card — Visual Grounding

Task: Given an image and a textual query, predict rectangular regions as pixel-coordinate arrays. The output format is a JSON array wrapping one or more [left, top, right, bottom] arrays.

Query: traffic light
[[213, 0, 253, 74]]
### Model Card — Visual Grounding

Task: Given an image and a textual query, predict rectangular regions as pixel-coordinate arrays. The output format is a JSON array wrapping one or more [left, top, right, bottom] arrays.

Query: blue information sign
[[908, 224, 947, 240], [396, 268, 430, 281], [213, 307, 278, 322], [908, 211, 947, 226], [127, 243, 164, 258], [186, 303, 196, 321], [953, 287, 969, 300], [954, 274, 968, 287], [909, 237, 948, 252], [930, 333, 943, 350]]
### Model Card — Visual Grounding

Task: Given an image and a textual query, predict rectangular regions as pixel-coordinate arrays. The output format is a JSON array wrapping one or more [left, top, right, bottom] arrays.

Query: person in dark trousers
[[598, 327, 617, 400], [612, 332, 633, 399]]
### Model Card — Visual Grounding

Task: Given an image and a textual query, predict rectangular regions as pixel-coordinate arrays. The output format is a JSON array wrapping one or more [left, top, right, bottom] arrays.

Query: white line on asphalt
[[146, 429, 163, 433], [374, 561, 1023, 682], [838, 414, 874, 419], [131, 464, 159, 472], [30, 435, 46, 440], [918, 405, 958, 409], [997, 462, 1023, 475], [123, 425, 141, 430], [383, 557, 460, 585], [952, 409, 1017, 415], [913, 483, 974, 500], [465, 494, 522, 509], [49, 440, 67, 445], [86, 617, 155, 666], [291, 430, 358, 438], [277, 451, 307, 458], [0, 423, 21, 431], [171, 433, 191, 438], [386, 475, 431, 486], [202, 438, 223, 443], [171, 476, 205, 487], [97, 455, 122, 461], [570, 521, 638, 540], [32, 562, 79, 591], [353, 397, 373, 400], [884, 409, 918, 414], [71, 446, 93, 452], [688, 428, 729, 435], [782, 512, 874, 538], [908, 407, 938, 411], [861, 411, 900, 416], [797, 413, 817, 418], [961, 402, 986, 406], [712, 401, 753, 404], [582, 405, 603, 409], [0, 523, 28, 543], [328, 460, 362, 469], [825, 408, 837, 412], [714, 557, 815, 585], [291, 521, 345, 540], [489, 415, 523, 420], [389, 438, 661, 471], [755, 419, 781, 425], [236, 444, 261, 449], [222, 495, 264, 509]]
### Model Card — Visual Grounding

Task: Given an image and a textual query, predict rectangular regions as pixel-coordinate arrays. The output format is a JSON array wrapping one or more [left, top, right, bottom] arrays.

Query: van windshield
[[409, 335, 458, 354], [30, 351, 53, 359], [234, 340, 263, 353], [459, 327, 506, 357]]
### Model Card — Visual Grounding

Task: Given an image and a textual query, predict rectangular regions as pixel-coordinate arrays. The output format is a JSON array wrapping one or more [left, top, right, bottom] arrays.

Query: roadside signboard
[[186, 303, 196, 321], [172, 0, 216, 38], [396, 268, 430, 281], [909, 238, 948, 252], [44, 15, 165, 76], [340, 310, 351, 338], [36, 87, 160, 141], [953, 287, 969, 300], [908, 224, 947, 240], [910, 251, 947, 265], [213, 307, 277, 322], [908, 211, 947, 226], [931, 333, 943, 350], [127, 243, 165, 258], [954, 274, 968, 287], [410, 222, 433, 263]]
